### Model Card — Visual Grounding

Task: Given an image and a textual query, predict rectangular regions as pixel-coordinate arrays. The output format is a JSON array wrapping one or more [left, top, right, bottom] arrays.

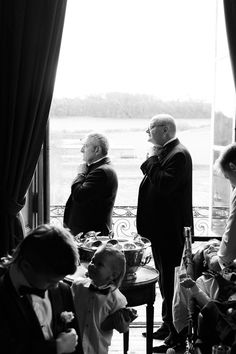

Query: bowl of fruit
[[74, 231, 152, 280]]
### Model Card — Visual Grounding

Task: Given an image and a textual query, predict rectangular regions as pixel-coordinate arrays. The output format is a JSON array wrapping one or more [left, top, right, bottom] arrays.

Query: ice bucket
[[74, 232, 152, 280]]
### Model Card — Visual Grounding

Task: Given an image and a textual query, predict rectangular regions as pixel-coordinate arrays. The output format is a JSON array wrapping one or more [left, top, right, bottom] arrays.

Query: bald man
[[137, 114, 193, 352]]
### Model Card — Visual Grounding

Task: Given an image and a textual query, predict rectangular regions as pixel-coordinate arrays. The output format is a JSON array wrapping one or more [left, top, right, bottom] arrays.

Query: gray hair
[[96, 244, 126, 289], [87, 133, 109, 156]]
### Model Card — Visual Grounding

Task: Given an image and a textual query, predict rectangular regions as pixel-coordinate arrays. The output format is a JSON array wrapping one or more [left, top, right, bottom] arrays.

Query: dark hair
[[216, 143, 236, 173], [12, 224, 79, 276]]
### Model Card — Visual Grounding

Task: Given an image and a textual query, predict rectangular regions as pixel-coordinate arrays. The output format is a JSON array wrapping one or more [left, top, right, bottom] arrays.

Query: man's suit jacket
[[0, 271, 83, 354], [136, 138, 193, 252], [64, 157, 118, 236]]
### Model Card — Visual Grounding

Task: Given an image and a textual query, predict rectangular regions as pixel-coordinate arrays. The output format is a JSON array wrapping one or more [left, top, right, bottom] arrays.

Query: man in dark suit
[[64, 133, 118, 236], [0, 224, 83, 354], [136, 114, 193, 352]]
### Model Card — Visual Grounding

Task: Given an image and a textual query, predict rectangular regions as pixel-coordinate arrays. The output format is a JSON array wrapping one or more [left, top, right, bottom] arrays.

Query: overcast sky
[[53, 0, 232, 103]]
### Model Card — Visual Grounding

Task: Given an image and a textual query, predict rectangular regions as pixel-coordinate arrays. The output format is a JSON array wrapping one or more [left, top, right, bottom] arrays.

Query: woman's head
[[88, 245, 126, 288], [193, 239, 221, 277], [202, 239, 221, 272]]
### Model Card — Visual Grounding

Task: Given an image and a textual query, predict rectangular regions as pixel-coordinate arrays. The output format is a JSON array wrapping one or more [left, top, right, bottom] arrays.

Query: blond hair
[[96, 244, 126, 288]]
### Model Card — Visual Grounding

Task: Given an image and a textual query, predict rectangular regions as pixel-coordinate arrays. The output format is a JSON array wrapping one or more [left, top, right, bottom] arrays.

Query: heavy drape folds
[[0, 0, 67, 257], [224, 0, 236, 90]]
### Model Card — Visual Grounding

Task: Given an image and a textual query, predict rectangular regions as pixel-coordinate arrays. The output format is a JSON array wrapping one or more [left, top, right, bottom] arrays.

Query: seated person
[[173, 239, 221, 334], [181, 240, 236, 353], [0, 224, 84, 354]]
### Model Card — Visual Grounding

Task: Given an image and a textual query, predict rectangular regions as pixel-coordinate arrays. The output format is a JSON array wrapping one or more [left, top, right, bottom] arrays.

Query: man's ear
[[95, 145, 101, 154], [229, 162, 236, 172], [163, 126, 168, 134]]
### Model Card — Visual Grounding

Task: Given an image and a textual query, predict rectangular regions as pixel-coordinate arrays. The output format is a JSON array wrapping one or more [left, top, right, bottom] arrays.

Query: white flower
[[60, 311, 74, 324]]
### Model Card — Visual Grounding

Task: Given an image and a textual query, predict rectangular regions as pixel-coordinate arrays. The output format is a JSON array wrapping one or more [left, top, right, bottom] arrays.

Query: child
[[72, 244, 137, 354]]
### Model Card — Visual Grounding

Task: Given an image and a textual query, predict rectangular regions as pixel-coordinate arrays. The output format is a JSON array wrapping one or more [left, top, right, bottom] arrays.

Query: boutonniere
[[60, 311, 75, 331]]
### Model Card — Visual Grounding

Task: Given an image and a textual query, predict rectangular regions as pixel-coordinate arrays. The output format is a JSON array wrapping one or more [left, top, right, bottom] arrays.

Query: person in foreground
[[72, 244, 137, 354], [0, 224, 83, 354], [63, 132, 118, 236], [216, 143, 236, 270], [180, 240, 236, 353], [173, 239, 221, 334], [136, 113, 193, 352]]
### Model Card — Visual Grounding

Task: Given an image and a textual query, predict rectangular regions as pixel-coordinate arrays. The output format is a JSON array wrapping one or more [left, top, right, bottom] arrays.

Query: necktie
[[89, 283, 110, 295], [19, 285, 46, 299]]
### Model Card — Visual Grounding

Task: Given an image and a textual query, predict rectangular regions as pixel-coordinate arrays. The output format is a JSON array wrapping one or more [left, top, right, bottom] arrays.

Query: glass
[[212, 344, 231, 354]]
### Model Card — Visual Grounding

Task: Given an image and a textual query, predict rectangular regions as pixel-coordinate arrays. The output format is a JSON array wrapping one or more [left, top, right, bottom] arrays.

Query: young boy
[[0, 223, 84, 354], [72, 244, 137, 354]]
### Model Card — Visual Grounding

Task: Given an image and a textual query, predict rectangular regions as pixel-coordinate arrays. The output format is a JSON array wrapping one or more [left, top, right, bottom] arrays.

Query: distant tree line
[[50, 92, 211, 119]]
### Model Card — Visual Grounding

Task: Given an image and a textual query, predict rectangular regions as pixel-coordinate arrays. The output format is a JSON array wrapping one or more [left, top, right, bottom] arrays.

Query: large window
[[49, 0, 235, 236], [210, 0, 236, 234]]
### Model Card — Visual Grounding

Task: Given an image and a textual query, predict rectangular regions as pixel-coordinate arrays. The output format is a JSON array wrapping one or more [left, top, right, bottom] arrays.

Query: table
[[120, 266, 159, 354], [65, 265, 159, 354]]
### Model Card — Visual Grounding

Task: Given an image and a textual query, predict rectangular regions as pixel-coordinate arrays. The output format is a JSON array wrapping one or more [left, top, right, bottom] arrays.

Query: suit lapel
[[49, 287, 60, 336], [160, 138, 179, 160], [48, 286, 66, 336], [89, 157, 110, 172], [3, 272, 44, 340], [139, 175, 148, 189]]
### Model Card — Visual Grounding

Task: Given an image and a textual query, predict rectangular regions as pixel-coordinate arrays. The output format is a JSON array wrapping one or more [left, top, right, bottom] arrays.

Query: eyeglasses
[[147, 124, 165, 132]]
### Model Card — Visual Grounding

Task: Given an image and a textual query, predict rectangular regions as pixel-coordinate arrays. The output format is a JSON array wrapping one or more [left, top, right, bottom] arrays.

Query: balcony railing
[[50, 205, 229, 238]]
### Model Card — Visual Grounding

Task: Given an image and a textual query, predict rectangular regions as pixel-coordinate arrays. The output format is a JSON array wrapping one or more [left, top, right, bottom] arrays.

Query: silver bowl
[[75, 234, 152, 280]]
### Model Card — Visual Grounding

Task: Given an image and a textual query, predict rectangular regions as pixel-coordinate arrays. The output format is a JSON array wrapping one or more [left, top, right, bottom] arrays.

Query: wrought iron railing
[[50, 205, 229, 237]]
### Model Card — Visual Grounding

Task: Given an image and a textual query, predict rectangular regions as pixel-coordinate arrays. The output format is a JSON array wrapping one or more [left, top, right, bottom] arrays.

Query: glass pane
[[49, 0, 234, 237], [210, 0, 236, 236]]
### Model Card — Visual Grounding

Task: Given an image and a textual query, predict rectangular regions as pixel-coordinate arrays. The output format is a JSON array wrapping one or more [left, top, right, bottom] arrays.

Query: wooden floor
[[109, 285, 186, 353]]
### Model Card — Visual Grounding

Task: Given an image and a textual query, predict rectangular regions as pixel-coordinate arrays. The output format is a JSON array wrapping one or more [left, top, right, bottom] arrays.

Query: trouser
[[152, 244, 183, 333]]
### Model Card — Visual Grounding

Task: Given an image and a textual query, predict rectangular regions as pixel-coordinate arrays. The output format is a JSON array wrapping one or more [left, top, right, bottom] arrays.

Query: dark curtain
[[0, 0, 67, 257], [224, 0, 236, 90]]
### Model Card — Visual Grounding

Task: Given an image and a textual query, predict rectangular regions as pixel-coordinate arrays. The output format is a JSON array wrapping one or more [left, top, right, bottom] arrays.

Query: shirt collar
[[87, 156, 107, 166], [163, 137, 177, 147]]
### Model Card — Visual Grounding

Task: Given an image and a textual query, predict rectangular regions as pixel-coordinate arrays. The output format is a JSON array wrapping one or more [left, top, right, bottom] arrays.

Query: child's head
[[88, 244, 126, 288], [12, 224, 79, 289]]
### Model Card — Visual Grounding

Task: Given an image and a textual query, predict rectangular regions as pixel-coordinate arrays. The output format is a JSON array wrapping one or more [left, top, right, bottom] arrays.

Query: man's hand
[[146, 145, 163, 158], [77, 163, 89, 175], [56, 328, 78, 354], [72, 163, 89, 184]]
